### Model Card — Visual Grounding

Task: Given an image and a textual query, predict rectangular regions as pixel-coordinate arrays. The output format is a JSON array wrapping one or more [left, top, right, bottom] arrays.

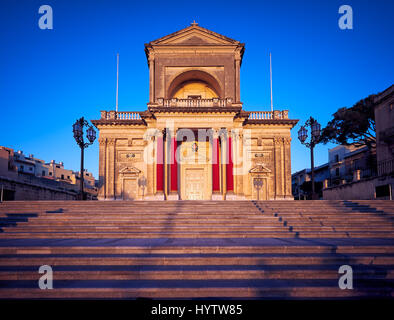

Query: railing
[[157, 98, 230, 108], [248, 110, 289, 120], [378, 158, 394, 176], [101, 111, 142, 120]]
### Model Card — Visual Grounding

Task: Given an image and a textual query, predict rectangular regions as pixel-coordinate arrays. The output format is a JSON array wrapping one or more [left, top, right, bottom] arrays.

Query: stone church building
[[92, 23, 298, 201]]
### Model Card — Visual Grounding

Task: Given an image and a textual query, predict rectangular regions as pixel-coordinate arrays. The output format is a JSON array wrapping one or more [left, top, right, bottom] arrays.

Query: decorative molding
[[249, 163, 271, 174], [107, 138, 116, 146], [283, 137, 292, 145]]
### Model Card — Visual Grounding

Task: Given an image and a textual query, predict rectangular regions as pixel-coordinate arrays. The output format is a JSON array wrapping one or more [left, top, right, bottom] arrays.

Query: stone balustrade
[[248, 110, 289, 120], [157, 98, 231, 107], [100, 111, 142, 120]]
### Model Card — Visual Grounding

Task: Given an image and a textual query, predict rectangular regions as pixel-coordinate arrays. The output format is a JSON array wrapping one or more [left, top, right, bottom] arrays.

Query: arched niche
[[167, 70, 223, 99]]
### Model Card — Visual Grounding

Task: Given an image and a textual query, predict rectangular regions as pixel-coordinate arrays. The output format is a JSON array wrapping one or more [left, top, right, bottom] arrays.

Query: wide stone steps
[[0, 200, 393, 299]]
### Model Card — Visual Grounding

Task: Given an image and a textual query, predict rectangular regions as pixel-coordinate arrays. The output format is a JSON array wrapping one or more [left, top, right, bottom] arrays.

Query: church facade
[[92, 23, 298, 201]]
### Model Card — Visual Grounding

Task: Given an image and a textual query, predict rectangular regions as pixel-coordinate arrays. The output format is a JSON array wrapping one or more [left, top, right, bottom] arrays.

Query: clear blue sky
[[1, 0, 393, 179]]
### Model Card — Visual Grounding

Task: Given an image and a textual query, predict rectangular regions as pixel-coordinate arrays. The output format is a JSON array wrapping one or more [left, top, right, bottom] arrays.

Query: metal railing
[[378, 158, 394, 176]]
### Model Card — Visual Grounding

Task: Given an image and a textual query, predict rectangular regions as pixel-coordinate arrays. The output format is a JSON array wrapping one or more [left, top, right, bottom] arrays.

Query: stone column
[[220, 130, 227, 200], [163, 129, 168, 199], [212, 129, 221, 200], [283, 137, 293, 199], [273, 137, 283, 199], [106, 138, 116, 200], [226, 131, 234, 197], [148, 53, 155, 103], [231, 130, 244, 198], [168, 129, 179, 200], [98, 137, 107, 200], [235, 50, 241, 102]]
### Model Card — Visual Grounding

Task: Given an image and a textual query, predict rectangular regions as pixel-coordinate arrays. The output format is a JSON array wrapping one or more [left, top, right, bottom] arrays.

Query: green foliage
[[320, 95, 376, 149]]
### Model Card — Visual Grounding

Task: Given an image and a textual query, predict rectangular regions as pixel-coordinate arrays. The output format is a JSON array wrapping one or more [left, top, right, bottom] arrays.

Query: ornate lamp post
[[298, 117, 321, 200], [72, 117, 96, 200], [138, 176, 147, 199]]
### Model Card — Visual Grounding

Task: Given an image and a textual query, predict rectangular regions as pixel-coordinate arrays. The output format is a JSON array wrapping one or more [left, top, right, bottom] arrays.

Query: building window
[[67, 176, 70, 179], [42, 171, 45, 176], [20, 165, 24, 172], [61, 174, 64, 179], [29, 167, 33, 171], [56, 165, 60, 168], [49, 172, 52, 176], [335, 154, 339, 163], [335, 168, 340, 177]]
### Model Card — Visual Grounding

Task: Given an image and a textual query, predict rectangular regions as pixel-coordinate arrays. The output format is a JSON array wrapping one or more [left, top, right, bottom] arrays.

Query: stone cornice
[[244, 119, 299, 127], [148, 106, 242, 114], [91, 119, 147, 127]]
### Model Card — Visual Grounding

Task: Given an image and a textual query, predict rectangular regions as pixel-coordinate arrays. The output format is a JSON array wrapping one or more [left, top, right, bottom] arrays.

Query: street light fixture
[[72, 117, 96, 200], [297, 117, 321, 200]]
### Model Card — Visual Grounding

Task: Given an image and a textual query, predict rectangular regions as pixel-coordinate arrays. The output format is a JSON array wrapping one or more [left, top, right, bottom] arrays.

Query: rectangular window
[[42, 171, 45, 176], [61, 174, 64, 179], [49, 172, 52, 176], [336, 168, 340, 176], [335, 155, 339, 162]]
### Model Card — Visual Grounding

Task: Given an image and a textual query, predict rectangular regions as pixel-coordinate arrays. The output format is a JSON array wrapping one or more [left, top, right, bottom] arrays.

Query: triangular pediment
[[149, 24, 240, 46], [249, 163, 271, 174], [119, 166, 141, 175]]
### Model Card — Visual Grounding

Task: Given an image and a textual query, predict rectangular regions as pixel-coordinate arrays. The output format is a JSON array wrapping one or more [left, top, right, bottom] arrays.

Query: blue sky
[[0, 0, 393, 178]]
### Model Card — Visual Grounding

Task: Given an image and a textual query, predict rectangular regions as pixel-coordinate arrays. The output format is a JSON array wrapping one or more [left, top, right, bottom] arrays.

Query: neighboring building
[[0, 147, 98, 200], [328, 145, 375, 185], [375, 84, 394, 198], [323, 84, 394, 200], [292, 163, 330, 200], [92, 23, 298, 201]]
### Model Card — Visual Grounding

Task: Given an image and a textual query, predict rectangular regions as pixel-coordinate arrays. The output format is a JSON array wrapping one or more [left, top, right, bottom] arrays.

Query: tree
[[319, 95, 376, 150]]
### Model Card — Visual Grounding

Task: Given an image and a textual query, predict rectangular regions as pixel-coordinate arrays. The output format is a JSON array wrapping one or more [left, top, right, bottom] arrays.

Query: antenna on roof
[[270, 52, 273, 112], [116, 53, 119, 112]]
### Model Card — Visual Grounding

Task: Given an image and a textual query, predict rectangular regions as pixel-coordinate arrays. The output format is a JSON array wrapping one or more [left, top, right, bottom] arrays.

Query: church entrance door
[[184, 168, 204, 200]]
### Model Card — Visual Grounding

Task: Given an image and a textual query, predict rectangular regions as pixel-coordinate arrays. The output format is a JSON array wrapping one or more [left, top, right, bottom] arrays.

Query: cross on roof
[[190, 20, 198, 26]]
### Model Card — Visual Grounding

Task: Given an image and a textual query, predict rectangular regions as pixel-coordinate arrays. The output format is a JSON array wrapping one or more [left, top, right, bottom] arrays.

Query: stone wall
[[0, 176, 77, 201], [323, 175, 393, 200]]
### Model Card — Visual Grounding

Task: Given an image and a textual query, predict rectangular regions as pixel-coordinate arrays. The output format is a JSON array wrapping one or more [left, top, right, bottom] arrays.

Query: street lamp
[[138, 176, 147, 199], [72, 117, 96, 200], [298, 116, 321, 200]]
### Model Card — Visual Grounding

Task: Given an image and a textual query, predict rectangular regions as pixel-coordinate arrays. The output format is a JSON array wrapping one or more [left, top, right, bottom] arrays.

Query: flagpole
[[270, 52, 273, 112], [116, 53, 119, 112]]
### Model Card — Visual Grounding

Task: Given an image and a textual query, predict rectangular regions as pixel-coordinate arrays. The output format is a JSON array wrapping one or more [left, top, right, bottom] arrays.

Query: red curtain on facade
[[212, 137, 220, 192], [170, 136, 178, 192], [226, 136, 234, 191], [156, 136, 163, 191]]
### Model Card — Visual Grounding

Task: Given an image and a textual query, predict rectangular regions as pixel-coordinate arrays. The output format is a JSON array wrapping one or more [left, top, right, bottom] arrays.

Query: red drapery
[[212, 137, 220, 192], [170, 136, 178, 192], [226, 136, 234, 191], [156, 136, 163, 191]]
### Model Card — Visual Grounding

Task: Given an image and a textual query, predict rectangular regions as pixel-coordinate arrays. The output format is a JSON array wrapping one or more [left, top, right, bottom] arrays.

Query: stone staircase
[[0, 200, 393, 299]]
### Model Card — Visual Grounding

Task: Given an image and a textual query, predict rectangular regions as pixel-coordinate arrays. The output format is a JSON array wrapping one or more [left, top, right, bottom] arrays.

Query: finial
[[191, 20, 198, 26]]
